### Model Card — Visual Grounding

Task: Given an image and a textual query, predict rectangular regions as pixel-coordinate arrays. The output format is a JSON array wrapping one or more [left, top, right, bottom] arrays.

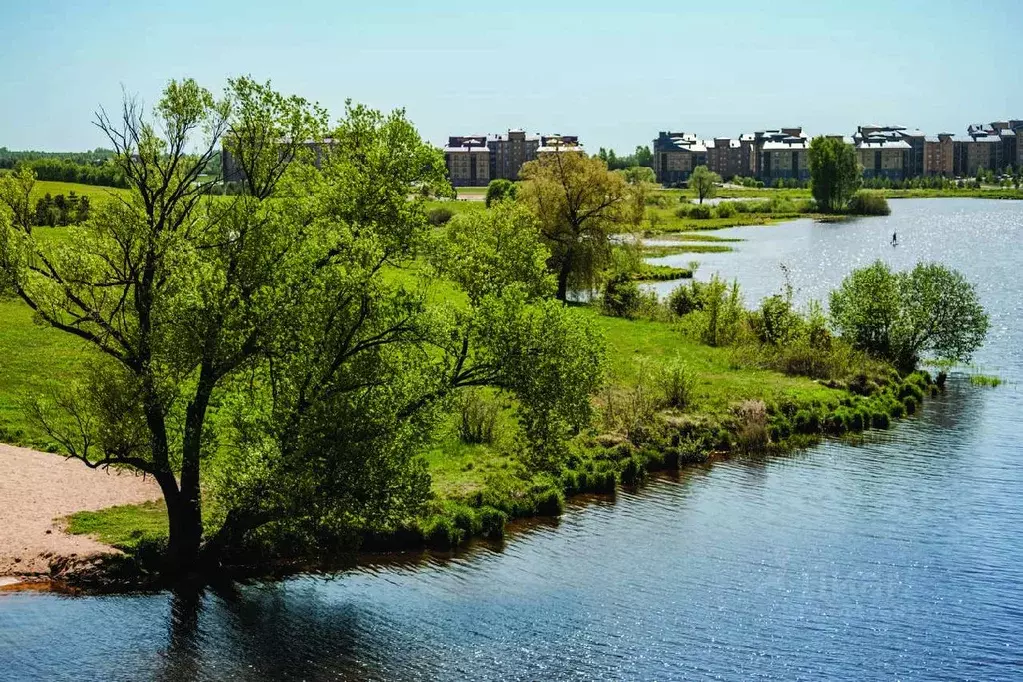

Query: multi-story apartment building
[[443, 129, 581, 186], [856, 138, 910, 180], [751, 128, 809, 183], [443, 135, 491, 187], [653, 132, 708, 185], [705, 137, 744, 179], [923, 134, 955, 176], [853, 125, 925, 178]]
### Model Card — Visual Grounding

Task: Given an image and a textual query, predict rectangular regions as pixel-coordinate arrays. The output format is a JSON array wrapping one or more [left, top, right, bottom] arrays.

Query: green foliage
[[830, 261, 989, 371], [666, 280, 705, 317], [457, 389, 500, 445], [32, 192, 91, 227], [688, 165, 721, 204], [700, 275, 744, 347], [714, 201, 736, 218], [970, 374, 1002, 387], [519, 152, 639, 300], [427, 206, 454, 225], [433, 201, 554, 304], [808, 136, 861, 213], [655, 355, 696, 409], [846, 190, 890, 216], [620, 165, 656, 185], [484, 178, 517, 207], [601, 272, 644, 319]]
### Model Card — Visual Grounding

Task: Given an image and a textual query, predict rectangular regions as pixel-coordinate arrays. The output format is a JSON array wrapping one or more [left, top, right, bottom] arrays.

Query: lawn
[[0, 183, 872, 552]]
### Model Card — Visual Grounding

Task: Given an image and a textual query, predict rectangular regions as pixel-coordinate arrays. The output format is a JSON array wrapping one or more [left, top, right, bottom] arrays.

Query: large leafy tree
[[518, 152, 638, 301], [0, 79, 605, 576], [829, 260, 988, 372], [808, 136, 861, 213], [688, 165, 720, 204]]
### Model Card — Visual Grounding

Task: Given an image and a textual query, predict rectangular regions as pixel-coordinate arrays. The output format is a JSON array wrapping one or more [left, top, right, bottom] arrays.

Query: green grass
[[969, 374, 1003, 387], [30, 180, 128, 203], [642, 243, 733, 257], [64, 500, 169, 549], [20, 190, 890, 556]]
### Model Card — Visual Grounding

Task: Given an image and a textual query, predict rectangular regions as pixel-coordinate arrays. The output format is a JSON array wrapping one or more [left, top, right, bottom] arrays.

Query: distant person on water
[[892, 231, 898, 246]]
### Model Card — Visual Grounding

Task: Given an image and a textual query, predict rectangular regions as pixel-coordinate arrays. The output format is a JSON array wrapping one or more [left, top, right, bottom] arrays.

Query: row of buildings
[[653, 120, 1023, 185], [443, 130, 582, 187]]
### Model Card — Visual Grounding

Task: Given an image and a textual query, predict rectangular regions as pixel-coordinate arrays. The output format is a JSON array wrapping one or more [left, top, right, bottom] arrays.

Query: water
[[2, 199, 1021, 681]]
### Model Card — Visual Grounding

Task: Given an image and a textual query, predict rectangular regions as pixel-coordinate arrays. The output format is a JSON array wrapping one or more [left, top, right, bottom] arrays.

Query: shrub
[[848, 410, 866, 431], [714, 201, 737, 218], [687, 204, 713, 219], [734, 400, 769, 451], [531, 485, 565, 516], [903, 395, 918, 414], [477, 507, 507, 539], [427, 206, 454, 225], [846, 190, 890, 216], [870, 411, 890, 429], [457, 389, 500, 444], [602, 273, 644, 318], [700, 275, 744, 347], [656, 355, 696, 409], [667, 281, 704, 317], [793, 409, 820, 434], [422, 515, 462, 548], [485, 178, 516, 207], [620, 456, 647, 484]]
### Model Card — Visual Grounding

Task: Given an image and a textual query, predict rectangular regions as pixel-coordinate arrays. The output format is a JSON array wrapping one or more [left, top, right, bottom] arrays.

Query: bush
[[870, 411, 890, 429], [422, 515, 462, 548], [714, 201, 737, 218], [620, 456, 647, 484], [667, 281, 704, 317], [457, 389, 500, 444], [793, 409, 820, 434], [846, 190, 890, 216], [427, 206, 454, 225], [687, 204, 713, 219], [485, 179, 516, 207], [656, 355, 696, 409], [734, 400, 769, 451], [700, 275, 744, 347], [477, 506, 507, 539], [531, 485, 565, 516], [602, 273, 644, 318]]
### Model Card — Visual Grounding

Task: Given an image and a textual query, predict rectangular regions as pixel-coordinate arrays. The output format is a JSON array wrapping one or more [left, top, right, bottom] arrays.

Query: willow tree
[[518, 152, 639, 301], [808, 136, 861, 213], [0, 79, 605, 576]]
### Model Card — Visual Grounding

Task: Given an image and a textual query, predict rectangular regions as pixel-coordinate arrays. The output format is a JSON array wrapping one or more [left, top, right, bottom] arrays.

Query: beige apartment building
[[444, 130, 581, 186], [923, 134, 955, 176]]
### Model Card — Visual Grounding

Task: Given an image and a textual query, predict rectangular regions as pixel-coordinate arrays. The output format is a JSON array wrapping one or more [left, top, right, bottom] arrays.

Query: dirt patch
[[0, 443, 160, 576]]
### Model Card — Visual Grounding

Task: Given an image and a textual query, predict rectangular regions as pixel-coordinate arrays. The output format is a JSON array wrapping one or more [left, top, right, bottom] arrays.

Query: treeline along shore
[[0, 78, 992, 590]]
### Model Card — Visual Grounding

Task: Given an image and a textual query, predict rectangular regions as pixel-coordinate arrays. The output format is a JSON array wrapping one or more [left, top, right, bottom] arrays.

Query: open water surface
[[1, 199, 1021, 680]]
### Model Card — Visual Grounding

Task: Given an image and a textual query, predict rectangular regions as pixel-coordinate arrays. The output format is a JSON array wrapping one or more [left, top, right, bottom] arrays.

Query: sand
[[0, 443, 161, 576]]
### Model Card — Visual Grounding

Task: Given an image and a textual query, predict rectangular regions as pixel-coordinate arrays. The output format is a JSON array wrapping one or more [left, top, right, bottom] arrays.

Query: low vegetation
[[0, 80, 993, 587]]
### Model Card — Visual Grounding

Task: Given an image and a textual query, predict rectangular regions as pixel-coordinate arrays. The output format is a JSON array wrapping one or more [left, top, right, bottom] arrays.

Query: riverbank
[[0, 443, 160, 582]]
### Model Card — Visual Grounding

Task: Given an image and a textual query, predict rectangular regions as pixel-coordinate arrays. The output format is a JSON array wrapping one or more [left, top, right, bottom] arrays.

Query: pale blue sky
[[2, 0, 1021, 153]]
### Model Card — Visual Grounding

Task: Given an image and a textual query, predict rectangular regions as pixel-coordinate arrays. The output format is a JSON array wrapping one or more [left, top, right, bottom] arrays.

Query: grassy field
[[0, 179, 914, 555]]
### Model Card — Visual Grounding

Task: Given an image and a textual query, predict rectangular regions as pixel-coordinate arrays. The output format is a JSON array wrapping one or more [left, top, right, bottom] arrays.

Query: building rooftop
[[762, 140, 809, 151], [856, 139, 912, 150]]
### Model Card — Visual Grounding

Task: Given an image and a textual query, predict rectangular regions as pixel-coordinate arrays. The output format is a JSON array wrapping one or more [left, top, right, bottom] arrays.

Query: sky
[[2, 0, 1022, 153]]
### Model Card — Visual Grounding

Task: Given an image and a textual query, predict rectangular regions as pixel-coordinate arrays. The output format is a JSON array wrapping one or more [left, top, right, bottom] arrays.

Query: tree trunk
[[153, 470, 201, 575], [556, 254, 573, 302]]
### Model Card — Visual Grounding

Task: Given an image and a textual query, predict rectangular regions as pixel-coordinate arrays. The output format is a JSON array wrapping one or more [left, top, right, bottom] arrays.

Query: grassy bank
[[0, 180, 939, 569]]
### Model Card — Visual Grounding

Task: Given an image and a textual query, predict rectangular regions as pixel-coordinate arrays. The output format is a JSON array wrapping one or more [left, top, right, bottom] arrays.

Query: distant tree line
[[0, 147, 115, 168], [34, 192, 90, 226], [14, 158, 128, 188], [595, 145, 653, 170]]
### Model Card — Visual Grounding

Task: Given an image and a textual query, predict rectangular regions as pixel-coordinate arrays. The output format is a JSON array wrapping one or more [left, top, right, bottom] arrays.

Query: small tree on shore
[[485, 178, 516, 207], [808, 136, 861, 213], [688, 165, 720, 204], [829, 261, 988, 372]]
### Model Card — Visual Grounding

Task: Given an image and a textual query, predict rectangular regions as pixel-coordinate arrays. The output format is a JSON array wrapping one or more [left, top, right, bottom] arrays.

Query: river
[[1, 199, 1020, 681]]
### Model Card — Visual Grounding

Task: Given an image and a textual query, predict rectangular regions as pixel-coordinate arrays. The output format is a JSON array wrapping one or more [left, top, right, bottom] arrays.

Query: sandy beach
[[0, 443, 161, 576]]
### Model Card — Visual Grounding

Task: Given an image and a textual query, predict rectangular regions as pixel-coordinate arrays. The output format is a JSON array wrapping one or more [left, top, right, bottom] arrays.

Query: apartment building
[[705, 137, 746, 179], [923, 134, 955, 176], [754, 129, 809, 183], [443, 129, 581, 186], [653, 132, 708, 184], [856, 138, 910, 180], [443, 135, 491, 187]]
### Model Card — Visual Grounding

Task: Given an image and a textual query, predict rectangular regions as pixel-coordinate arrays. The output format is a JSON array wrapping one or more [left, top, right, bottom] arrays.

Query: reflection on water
[[2, 199, 1021, 680]]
